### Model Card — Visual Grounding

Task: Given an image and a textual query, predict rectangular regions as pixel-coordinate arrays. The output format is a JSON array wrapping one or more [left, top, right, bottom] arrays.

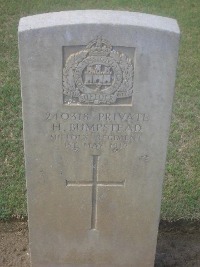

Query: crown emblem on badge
[[86, 36, 112, 56], [63, 36, 134, 105]]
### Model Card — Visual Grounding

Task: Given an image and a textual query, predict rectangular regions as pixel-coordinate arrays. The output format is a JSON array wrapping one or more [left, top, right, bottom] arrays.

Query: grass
[[0, 0, 200, 221]]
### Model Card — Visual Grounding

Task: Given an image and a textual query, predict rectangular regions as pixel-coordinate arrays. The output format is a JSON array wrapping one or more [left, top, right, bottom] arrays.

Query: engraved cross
[[66, 155, 125, 230]]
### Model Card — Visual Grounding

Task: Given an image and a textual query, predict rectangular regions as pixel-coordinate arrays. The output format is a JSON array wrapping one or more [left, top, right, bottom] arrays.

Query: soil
[[0, 220, 200, 267]]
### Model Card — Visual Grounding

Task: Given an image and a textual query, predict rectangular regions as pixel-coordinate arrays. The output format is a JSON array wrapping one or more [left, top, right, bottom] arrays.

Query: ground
[[0, 221, 200, 267]]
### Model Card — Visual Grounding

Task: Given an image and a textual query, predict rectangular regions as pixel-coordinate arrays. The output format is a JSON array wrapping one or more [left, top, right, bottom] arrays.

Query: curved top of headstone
[[19, 10, 180, 34]]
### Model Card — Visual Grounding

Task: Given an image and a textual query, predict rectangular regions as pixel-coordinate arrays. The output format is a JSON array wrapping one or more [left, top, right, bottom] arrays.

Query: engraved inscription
[[66, 155, 125, 230], [63, 36, 134, 105], [45, 111, 149, 153]]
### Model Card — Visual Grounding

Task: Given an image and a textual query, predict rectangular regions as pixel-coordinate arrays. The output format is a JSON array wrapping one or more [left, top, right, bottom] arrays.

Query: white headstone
[[19, 10, 180, 267]]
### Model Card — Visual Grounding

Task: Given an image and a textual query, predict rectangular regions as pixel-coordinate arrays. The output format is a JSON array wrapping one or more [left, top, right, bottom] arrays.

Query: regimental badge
[[63, 36, 134, 105]]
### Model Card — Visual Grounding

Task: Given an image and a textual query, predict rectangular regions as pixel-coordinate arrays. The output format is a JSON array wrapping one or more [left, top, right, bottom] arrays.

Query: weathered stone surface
[[19, 10, 180, 267]]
